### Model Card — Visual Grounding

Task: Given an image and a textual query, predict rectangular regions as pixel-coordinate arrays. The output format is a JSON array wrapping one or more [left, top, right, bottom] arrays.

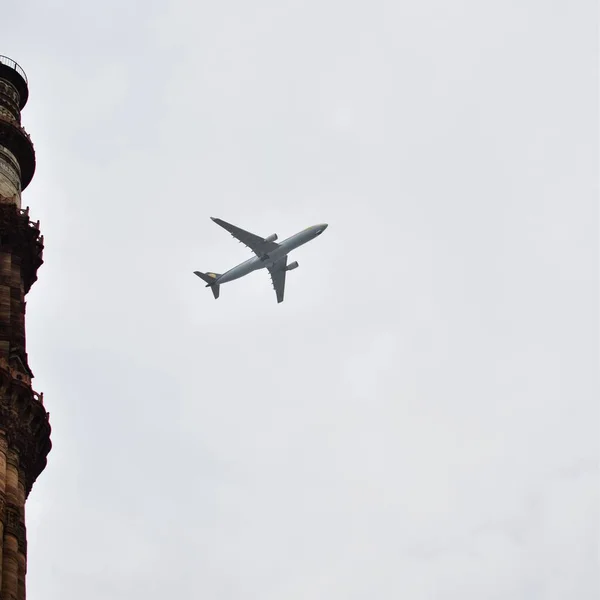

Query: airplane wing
[[267, 256, 287, 303], [211, 217, 279, 257]]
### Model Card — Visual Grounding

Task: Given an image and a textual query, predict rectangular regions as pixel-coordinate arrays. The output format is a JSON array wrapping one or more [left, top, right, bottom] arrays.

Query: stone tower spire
[[0, 55, 51, 600]]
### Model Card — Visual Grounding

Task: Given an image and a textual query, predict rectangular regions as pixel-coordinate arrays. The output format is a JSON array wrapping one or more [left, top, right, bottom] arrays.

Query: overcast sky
[[3, 1, 598, 598]]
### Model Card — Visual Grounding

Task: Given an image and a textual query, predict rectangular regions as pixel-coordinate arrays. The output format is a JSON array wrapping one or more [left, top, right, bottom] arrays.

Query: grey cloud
[[3, 0, 598, 598]]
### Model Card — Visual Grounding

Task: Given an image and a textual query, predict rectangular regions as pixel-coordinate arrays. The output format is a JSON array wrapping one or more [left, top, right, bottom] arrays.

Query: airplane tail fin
[[193, 271, 222, 299]]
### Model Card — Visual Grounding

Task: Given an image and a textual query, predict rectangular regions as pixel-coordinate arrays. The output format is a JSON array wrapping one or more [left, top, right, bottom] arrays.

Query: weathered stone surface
[[0, 56, 49, 600]]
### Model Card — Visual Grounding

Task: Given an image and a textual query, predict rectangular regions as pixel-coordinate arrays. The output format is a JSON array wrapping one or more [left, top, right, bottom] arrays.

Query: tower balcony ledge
[[0, 357, 33, 389], [0, 198, 44, 293], [0, 56, 28, 109], [0, 354, 50, 496]]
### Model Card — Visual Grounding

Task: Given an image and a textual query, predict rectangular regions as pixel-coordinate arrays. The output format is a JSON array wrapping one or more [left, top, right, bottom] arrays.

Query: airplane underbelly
[[267, 247, 287, 262], [220, 262, 253, 283]]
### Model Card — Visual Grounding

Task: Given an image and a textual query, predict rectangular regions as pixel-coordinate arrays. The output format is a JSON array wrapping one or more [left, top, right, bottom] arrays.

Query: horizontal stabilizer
[[193, 271, 221, 300], [194, 271, 220, 285]]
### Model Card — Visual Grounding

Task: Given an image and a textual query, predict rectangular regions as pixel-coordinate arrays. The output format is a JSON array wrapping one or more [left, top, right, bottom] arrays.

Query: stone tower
[[0, 55, 51, 600]]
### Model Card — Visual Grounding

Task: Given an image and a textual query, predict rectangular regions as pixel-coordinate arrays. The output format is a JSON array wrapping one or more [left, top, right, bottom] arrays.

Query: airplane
[[194, 217, 328, 303]]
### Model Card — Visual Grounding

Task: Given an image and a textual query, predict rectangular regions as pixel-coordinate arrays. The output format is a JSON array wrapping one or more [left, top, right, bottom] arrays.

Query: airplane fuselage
[[217, 224, 327, 284]]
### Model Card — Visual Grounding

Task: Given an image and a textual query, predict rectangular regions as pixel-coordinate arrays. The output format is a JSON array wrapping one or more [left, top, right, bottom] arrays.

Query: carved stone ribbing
[[4, 506, 18, 538], [0, 119, 34, 193]]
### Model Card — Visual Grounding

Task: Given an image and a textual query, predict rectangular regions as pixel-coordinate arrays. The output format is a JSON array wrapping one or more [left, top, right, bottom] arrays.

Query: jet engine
[[264, 233, 278, 242], [286, 261, 299, 271]]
